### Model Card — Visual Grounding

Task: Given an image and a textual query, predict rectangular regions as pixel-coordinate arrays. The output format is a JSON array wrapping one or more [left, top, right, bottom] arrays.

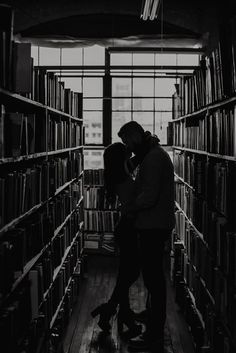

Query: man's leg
[[128, 228, 171, 352]]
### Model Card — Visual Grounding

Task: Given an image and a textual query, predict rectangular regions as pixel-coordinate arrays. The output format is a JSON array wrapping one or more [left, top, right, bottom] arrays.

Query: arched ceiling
[[2, 0, 235, 48]]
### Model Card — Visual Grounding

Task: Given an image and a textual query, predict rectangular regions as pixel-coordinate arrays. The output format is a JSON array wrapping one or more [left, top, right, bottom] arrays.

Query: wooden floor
[[63, 255, 196, 353]]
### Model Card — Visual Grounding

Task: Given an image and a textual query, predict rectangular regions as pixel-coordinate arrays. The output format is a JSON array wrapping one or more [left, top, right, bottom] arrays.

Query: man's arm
[[126, 152, 163, 213]]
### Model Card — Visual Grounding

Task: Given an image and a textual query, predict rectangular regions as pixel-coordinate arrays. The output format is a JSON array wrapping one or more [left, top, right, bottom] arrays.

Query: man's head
[[118, 121, 145, 154]]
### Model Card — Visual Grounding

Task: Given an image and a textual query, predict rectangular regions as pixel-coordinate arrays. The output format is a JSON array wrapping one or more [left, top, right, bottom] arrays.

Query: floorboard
[[63, 255, 195, 353]]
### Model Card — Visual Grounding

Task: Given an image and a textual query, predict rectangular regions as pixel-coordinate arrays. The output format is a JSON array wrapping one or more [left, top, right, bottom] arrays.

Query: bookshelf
[[83, 168, 120, 255], [0, 5, 85, 353], [171, 22, 236, 353]]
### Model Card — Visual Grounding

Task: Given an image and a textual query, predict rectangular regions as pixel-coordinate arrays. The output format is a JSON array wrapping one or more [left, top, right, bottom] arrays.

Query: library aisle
[[63, 255, 195, 353]]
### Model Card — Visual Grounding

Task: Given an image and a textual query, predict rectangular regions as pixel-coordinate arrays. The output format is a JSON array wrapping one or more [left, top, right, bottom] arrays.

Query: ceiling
[[3, 0, 235, 49]]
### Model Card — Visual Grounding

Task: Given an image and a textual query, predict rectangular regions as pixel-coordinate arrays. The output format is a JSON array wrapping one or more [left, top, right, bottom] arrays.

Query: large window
[[112, 75, 177, 144], [110, 51, 199, 145], [83, 77, 103, 146], [31, 46, 200, 167]]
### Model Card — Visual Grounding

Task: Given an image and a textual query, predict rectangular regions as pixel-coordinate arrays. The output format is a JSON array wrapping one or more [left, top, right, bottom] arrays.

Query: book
[[26, 114, 35, 154], [0, 104, 5, 158], [0, 4, 14, 90], [29, 270, 39, 320], [12, 42, 32, 94], [4, 113, 23, 157], [0, 31, 6, 89]]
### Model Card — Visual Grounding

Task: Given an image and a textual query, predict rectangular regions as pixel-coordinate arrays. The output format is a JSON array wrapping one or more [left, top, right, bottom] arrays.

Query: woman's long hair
[[103, 142, 128, 203]]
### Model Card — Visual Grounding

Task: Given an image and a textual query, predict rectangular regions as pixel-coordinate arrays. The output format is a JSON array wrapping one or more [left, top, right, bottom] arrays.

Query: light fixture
[[140, 0, 161, 20]]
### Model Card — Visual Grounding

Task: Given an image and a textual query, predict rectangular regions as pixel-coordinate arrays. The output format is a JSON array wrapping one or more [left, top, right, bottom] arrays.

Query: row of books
[[0, 280, 32, 353], [172, 106, 236, 156], [0, 251, 83, 353], [28, 256, 85, 353], [0, 202, 83, 299], [0, 4, 83, 119], [1, 109, 45, 157], [174, 268, 235, 353], [48, 117, 83, 152], [0, 108, 83, 159], [174, 211, 236, 335], [173, 32, 236, 118], [175, 166, 236, 225], [48, 187, 82, 231], [183, 59, 207, 115], [0, 164, 83, 228], [84, 232, 116, 254], [175, 209, 236, 288], [173, 151, 236, 205], [173, 240, 236, 351], [174, 272, 206, 349], [84, 210, 120, 233], [84, 186, 119, 210], [84, 168, 104, 186], [41, 251, 83, 329], [34, 69, 83, 118], [172, 19, 236, 119]]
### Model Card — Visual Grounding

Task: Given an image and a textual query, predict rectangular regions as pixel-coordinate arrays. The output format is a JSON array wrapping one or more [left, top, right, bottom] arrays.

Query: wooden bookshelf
[[174, 173, 195, 191], [171, 27, 236, 352], [173, 146, 236, 161], [83, 169, 119, 255], [42, 229, 82, 303], [0, 11, 85, 352], [0, 177, 83, 238], [171, 95, 236, 122]]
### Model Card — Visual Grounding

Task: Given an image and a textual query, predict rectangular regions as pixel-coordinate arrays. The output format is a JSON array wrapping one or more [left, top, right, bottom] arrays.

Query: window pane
[[133, 70, 154, 76], [112, 98, 131, 111], [39, 47, 60, 65], [132, 53, 154, 66], [83, 78, 103, 97], [62, 77, 82, 92], [112, 112, 131, 142], [155, 78, 176, 96], [133, 78, 154, 97], [133, 112, 154, 133], [84, 99, 103, 110], [155, 98, 172, 111], [155, 53, 176, 66], [111, 53, 132, 66], [112, 78, 131, 97], [84, 148, 104, 169], [155, 112, 172, 144], [111, 71, 132, 76], [61, 48, 82, 65], [133, 98, 153, 111], [31, 46, 39, 66], [83, 45, 105, 65], [177, 54, 199, 66], [84, 111, 103, 144]]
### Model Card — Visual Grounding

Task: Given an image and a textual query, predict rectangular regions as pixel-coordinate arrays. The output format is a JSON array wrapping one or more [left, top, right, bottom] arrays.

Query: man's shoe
[[128, 333, 164, 352]]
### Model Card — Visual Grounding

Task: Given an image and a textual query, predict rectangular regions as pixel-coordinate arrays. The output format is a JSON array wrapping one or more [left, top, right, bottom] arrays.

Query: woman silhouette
[[91, 142, 142, 338]]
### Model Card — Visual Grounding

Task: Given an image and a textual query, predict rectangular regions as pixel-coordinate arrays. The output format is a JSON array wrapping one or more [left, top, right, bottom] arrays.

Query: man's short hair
[[118, 121, 145, 138]]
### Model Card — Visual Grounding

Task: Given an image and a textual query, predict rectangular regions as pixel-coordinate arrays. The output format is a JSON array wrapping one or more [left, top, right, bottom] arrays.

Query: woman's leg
[[109, 221, 140, 307]]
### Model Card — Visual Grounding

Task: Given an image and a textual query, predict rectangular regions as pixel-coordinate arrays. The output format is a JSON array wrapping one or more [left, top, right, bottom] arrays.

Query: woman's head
[[103, 142, 129, 201], [104, 142, 128, 184]]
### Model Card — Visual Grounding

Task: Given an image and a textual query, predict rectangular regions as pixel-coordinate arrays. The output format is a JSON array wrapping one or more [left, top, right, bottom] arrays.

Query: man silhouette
[[118, 121, 175, 352]]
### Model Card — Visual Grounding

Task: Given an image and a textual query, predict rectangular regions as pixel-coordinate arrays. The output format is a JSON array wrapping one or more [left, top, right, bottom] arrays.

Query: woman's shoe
[[91, 303, 116, 333], [117, 309, 142, 339]]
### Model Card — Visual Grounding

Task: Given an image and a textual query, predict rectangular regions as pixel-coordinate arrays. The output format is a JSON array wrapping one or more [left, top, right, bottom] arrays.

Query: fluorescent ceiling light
[[141, 0, 161, 20]]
